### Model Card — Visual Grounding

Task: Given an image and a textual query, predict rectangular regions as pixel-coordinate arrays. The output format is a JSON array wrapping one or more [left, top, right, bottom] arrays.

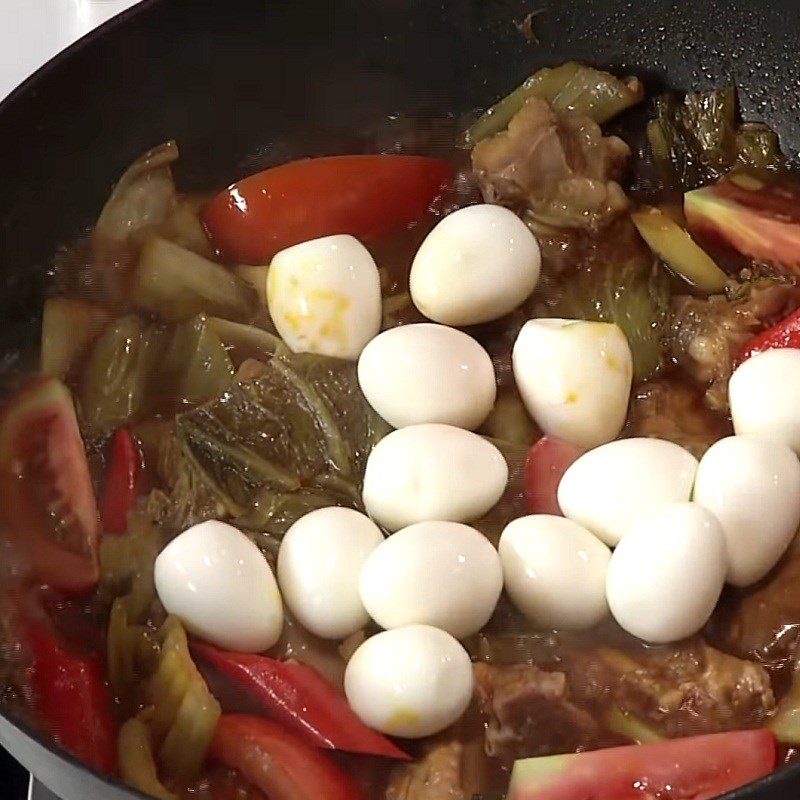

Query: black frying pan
[[0, 0, 799, 797]]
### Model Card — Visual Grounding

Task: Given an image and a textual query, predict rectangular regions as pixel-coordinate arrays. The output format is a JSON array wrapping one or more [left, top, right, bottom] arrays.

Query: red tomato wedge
[[685, 176, 800, 270], [0, 377, 100, 592], [194, 641, 408, 759], [523, 436, 586, 516], [202, 155, 453, 263], [737, 307, 800, 366], [28, 623, 117, 775], [209, 714, 364, 800], [508, 729, 776, 800], [101, 428, 142, 535]]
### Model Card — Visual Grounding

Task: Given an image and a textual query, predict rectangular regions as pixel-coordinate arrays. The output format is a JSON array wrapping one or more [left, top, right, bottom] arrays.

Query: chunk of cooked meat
[[668, 279, 800, 410], [385, 726, 495, 800], [626, 377, 731, 458], [385, 740, 468, 800], [471, 96, 631, 230], [568, 641, 776, 737], [474, 662, 603, 762], [708, 551, 800, 662], [384, 706, 494, 800]]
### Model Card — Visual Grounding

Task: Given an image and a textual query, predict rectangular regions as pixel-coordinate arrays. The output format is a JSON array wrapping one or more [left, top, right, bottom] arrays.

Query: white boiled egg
[[558, 438, 699, 546], [730, 349, 800, 454], [360, 521, 502, 639], [512, 319, 633, 449], [409, 204, 541, 326], [362, 424, 508, 531], [499, 515, 611, 630], [357, 323, 496, 430], [344, 625, 473, 738], [155, 520, 283, 653], [267, 234, 381, 360], [277, 507, 384, 639], [694, 435, 800, 587], [606, 502, 726, 643]]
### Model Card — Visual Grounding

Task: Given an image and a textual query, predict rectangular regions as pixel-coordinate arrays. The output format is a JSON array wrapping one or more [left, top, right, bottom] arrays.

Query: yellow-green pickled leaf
[[95, 142, 179, 258], [235, 484, 359, 540], [233, 264, 270, 306], [771, 669, 800, 743], [80, 315, 165, 434], [647, 119, 671, 166], [736, 123, 784, 170], [465, 62, 644, 146], [649, 88, 787, 190], [269, 357, 351, 476], [108, 601, 136, 695], [133, 237, 259, 322], [479, 390, 538, 447], [108, 598, 159, 700], [103, 514, 161, 699], [142, 617, 221, 785], [108, 544, 218, 786], [41, 298, 111, 381], [147, 624, 195, 740], [150, 352, 388, 536], [206, 317, 285, 364], [632, 206, 729, 293], [157, 197, 214, 259], [605, 706, 663, 744], [161, 316, 235, 405], [118, 717, 178, 800], [100, 511, 161, 589], [158, 681, 221, 785]]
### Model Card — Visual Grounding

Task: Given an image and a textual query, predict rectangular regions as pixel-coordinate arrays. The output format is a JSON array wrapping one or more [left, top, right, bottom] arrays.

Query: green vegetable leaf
[[161, 315, 235, 405], [631, 206, 729, 293], [79, 314, 234, 435], [133, 237, 259, 323], [148, 351, 390, 540], [464, 62, 644, 146], [94, 141, 179, 261], [649, 88, 788, 191], [80, 315, 165, 435]]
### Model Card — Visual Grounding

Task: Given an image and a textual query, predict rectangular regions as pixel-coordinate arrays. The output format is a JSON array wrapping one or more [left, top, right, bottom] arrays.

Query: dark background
[[1, 746, 28, 797]]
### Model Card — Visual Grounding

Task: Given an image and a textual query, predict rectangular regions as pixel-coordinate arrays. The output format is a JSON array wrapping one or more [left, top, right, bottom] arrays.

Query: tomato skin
[[101, 429, 142, 535], [193, 641, 408, 760], [0, 377, 99, 593], [209, 714, 364, 800], [27, 623, 117, 775], [686, 178, 800, 270], [508, 729, 776, 800], [737, 307, 800, 366], [202, 155, 453, 263], [523, 436, 586, 516]]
